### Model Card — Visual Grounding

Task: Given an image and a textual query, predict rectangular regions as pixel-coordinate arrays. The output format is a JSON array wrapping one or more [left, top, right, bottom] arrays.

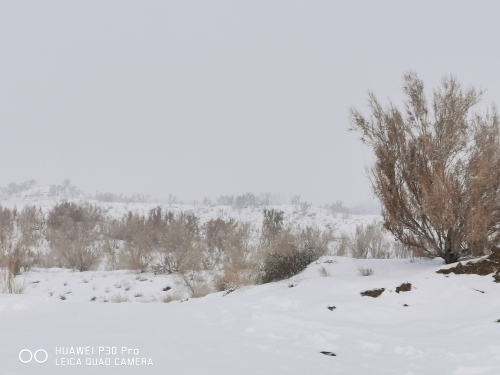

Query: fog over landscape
[[2, 1, 499, 205], [2, 3, 500, 375]]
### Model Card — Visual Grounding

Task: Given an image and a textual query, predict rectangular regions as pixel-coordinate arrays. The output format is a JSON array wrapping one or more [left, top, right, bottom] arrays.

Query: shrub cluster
[[0, 204, 334, 288], [214, 192, 274, 208], [260, 246, 320, 283], [0, 201, 427, 293], [93, 192, 151, 203], [46, 202, 105, 271], [336, 222, 422, 259], [1, 180, 37, 197], [259, 211, 332, 283], [0, 205, 43, 276]]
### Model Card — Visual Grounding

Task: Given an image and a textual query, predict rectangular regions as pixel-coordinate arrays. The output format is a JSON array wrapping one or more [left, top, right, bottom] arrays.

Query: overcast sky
[[1, 1, 499, 205]]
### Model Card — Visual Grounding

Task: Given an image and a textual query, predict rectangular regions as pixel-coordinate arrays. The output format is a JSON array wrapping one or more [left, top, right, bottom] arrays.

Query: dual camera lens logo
[[19, 349, 48, 364]]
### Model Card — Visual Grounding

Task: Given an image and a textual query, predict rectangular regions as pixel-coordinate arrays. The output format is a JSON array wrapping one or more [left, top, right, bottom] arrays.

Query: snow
[[1, 256, 499, 374], [1, 185, 499, 374], [0, 184, 380, 234]]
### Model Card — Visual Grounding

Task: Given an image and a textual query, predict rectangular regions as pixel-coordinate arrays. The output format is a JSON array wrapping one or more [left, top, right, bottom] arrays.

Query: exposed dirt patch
[[437, 247, 500, 283], [438, 260, 498, 276], [360, 288, 385, 298], [489, 248, 500, 262], [396, 282, 412, 293]]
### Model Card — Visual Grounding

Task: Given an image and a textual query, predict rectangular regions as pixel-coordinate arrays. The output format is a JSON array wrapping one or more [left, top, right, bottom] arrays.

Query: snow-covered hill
[[0, 183, 381, 235]]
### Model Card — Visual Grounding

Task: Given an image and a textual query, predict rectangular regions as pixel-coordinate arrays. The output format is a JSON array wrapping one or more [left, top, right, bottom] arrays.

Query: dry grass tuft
[[358, 266, 374, 276]]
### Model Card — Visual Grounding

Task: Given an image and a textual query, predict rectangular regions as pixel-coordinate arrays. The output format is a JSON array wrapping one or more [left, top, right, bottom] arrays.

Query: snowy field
[[1, 185, 499, 374], [1, 256, 499, 375]]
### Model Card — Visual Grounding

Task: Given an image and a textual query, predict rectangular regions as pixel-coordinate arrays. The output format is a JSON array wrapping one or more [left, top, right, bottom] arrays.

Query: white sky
[[1, 1, 499, 205]]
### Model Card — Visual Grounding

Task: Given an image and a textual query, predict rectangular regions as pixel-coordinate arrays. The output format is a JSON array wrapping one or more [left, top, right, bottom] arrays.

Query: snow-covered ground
[[1, 185, 499, 374], [1, 256, 499, 374]]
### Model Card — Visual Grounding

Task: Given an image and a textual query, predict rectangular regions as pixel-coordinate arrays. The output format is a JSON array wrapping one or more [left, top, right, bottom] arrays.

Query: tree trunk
[[443, 229, 459, 264], [443, 250, 459, 264]]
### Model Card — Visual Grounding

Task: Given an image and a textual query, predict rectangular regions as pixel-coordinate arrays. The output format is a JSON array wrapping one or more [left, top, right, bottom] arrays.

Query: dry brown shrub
[[46, 202, 105, 271], [350, 72, 500, 264], [259, 227, 330, 283], [358, 266, 374, 276]]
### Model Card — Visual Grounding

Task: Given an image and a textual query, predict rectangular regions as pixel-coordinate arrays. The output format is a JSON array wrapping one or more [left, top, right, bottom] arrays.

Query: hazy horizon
[[0, 178, 382, 213], [2, 1, 499, 206]]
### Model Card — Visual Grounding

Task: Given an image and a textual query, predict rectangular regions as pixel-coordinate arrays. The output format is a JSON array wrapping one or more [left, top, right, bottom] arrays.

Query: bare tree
[[153, 211, 200, 274], [261, 208, 284, 244], [221, 222, 257, 286], [14, 206, 45, 272], [203, 218, 237, 268], [115, 211, 155, 272], [0, 205, 41, 275], [350, 72, 500, 263], [46, 202, 106, 271], [0, 205, 18, 274]]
